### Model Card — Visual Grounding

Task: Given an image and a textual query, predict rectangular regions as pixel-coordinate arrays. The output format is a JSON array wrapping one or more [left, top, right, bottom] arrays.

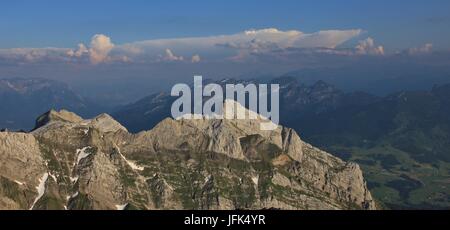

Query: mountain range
[[1, 76, 450, 209], [0, 103, 375, 210]]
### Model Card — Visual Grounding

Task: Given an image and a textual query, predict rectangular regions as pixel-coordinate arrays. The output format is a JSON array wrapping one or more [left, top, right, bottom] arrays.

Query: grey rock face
[[0, 105, 376, 210]]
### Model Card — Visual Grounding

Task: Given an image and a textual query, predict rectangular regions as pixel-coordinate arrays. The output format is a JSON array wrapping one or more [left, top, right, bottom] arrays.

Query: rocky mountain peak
[[34, 109, 83, 130], [87, 113, 128, 133]]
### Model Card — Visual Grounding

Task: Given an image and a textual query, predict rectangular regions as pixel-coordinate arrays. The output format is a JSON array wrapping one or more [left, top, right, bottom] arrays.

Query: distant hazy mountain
[[0, 104, 375, 210], [283, 64, 450, 96], [112, 78, 259, 133], [112, 92, 175, 134], [112, 77, 377, 132], [0, 78, 103, 131]]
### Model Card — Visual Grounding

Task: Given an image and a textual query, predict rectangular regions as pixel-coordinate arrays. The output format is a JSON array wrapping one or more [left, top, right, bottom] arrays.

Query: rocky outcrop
[[0, 104, 376, 210], [35, 109, 83, 130]]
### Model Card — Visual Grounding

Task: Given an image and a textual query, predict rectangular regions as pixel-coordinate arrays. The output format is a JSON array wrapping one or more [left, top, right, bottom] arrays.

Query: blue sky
[[1, 0, 449, 105], [1, 0, 449, 49]]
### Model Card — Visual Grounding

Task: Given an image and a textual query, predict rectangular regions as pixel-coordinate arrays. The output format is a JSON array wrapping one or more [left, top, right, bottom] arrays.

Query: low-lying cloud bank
[[0, 27, 439, 66], [0, 28, 369, 64]]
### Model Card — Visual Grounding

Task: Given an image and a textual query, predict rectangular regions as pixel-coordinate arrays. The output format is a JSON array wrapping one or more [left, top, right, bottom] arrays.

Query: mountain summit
[[0, 103, 376, 210]]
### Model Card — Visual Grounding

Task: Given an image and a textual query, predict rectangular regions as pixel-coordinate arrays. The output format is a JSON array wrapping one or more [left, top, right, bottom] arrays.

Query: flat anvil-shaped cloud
[[116, 28, 363, 61]]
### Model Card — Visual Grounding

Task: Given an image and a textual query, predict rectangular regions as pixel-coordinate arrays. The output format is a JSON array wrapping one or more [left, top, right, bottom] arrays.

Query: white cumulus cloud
[[191, 54, 201, 63], [355, 37, 385, 55], [88, 34, 115, 64], [408, 43, 433, 55], [67, 34, 115, 64], [67, 43, 88, 58]]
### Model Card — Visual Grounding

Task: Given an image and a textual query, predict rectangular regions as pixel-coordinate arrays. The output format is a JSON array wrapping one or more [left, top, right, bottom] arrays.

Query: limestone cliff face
[[0, 105, 376, 210]]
